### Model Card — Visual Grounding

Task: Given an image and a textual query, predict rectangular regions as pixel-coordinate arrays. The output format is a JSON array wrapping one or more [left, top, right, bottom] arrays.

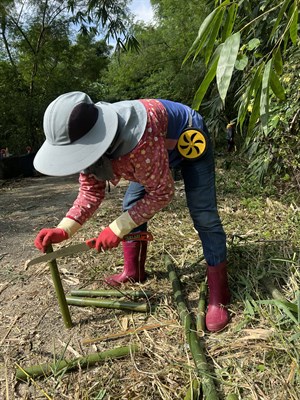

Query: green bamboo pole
[[260, 277, 286, 301], [165, 255, 219, 400], [66, 296, 155, 313], [196, 282, 207, 334], [70, 289, 154, 299], [16, 344, 138, 381], [46, 245, 72, 329]]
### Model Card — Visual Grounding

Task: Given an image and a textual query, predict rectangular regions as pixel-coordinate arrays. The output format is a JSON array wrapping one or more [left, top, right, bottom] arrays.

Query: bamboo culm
[[70, 289, 154, 299], [196, 282, 207, 334], [46, 245, 73, 329], [260, 277, 286, 301], [165, 255, 219, 400], [16, 344, 139, 381], [66, 296, 154, 313]]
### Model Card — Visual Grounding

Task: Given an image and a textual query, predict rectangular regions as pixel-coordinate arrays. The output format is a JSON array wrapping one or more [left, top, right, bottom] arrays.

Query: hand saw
[[27, 231, 153, 267]]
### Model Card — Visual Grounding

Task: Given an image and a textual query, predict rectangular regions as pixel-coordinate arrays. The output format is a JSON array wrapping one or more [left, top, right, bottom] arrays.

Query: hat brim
[[34, 103, 118, 176]]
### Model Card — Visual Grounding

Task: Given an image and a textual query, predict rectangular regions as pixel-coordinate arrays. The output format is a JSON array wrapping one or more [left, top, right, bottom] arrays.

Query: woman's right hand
[[34, 228, 69, 252]]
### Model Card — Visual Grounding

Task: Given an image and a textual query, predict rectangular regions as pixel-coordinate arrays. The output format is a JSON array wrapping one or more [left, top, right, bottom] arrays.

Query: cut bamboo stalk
[[16, 344, 138, 381], [196, 282, 207, 335], [261, 277, 286, 301], [46, 245, 73, 329], [82, 319, 176, 344], [165, 255, 219, 400], [66, 296, 155, 313], [15, 363, 53, 399], [70, 289, 154, 299]]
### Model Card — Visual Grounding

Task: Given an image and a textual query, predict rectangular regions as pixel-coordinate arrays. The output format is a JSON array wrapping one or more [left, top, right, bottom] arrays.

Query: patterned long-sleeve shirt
[[66, 99, 175, 228]]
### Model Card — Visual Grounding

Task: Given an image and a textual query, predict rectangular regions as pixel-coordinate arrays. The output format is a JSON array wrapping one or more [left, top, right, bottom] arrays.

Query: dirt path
[[0, 176, 137, 399], [0, 176, 179, 400], [0, 175, 80, 264], [0, 176, 81, 396]]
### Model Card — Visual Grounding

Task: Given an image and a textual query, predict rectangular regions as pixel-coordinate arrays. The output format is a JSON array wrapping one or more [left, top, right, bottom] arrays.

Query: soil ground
[[0, 175, 189, 400]]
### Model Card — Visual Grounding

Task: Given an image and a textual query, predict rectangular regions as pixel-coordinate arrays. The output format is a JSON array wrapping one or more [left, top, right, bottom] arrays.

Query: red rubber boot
[[206, 261, 230, 332], [104, 240, 147, 286]]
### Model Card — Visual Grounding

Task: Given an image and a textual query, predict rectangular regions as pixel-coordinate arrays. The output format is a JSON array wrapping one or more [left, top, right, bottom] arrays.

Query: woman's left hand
[[88, 227, 122, 252]]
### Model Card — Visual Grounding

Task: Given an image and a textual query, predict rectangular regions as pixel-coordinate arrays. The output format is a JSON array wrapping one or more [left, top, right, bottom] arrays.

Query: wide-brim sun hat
[[33, 91, 118, 176]]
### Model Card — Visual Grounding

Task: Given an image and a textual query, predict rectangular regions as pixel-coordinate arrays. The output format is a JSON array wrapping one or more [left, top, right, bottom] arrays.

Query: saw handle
[[123, 232, 153, 242], [86, 232, 153, 248], [86, 238, 97, 248], [86, 232, 153, 250]]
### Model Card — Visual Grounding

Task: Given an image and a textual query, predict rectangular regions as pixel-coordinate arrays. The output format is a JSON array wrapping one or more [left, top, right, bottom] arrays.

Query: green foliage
[[185, 0, 299, 184], [102, 0, 208, 104], [186, 0, 299, 112], [67, 0, 132, 47], [216, 31, 240, 104], [0, 0, 299, 191], [245, 43, 300, 185], [0, 1, 112, 153]]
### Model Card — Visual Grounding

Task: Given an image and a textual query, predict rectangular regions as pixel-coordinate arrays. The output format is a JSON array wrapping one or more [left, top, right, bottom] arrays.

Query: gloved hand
[[34, 228, 69, 252], [88, 227, 122, 252]]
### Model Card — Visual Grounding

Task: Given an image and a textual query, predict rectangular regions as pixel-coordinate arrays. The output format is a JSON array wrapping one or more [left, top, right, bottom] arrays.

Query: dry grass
[[1, 157, 299, 399]]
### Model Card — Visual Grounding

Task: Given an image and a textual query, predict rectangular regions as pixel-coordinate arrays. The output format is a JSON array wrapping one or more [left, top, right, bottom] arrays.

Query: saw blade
[[27, 242, 92, 266]]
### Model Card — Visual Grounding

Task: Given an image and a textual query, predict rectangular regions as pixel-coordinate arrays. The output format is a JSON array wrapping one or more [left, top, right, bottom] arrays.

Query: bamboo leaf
[[183, 9, 219, 64], [204, 8, 225, 65], [184, 379, 200, 400], [217, 31, 241, 104], [289, 1, 298, 45], [260, 300, 299, 325], [245, 299, 255, 316], [192, 57, 218, 109], [247, 38, 260, 51], [270, 68, 286, 100], [283, 27, 290, 51], [192, 45, 222, 109], [248, 85, 261, 134], [237, 86, 251, 132], [226, 395, 239, 400], [260, 60, 272, 133], [222, 3, 238, 42], [183, 0, 231, 64], [235, 53, 248, 71], [273, 48, 283, 75], [269, 0, 293, 39], [238, 64, 263, 131]]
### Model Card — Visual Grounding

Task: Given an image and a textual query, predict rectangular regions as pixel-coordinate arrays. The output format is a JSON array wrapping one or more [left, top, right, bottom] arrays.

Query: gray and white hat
[[33, 91, 118, 176]]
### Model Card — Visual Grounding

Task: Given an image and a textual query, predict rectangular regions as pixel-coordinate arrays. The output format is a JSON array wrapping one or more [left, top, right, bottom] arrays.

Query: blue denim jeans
[[122, 140, 227, 267]]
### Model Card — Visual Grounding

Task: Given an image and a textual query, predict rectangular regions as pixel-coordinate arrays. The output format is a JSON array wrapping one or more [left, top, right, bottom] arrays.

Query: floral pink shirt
[[66, 99, 175, 227]]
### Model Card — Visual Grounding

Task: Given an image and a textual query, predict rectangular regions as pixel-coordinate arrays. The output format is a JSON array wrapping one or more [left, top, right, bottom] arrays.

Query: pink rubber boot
[[206, 261, 230, 332], [104, 240, 147, 286]]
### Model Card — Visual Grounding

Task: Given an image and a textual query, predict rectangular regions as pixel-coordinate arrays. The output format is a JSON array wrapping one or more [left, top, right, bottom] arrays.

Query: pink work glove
[[87, 227, 122, 252], [34, 228, 69, 252]]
